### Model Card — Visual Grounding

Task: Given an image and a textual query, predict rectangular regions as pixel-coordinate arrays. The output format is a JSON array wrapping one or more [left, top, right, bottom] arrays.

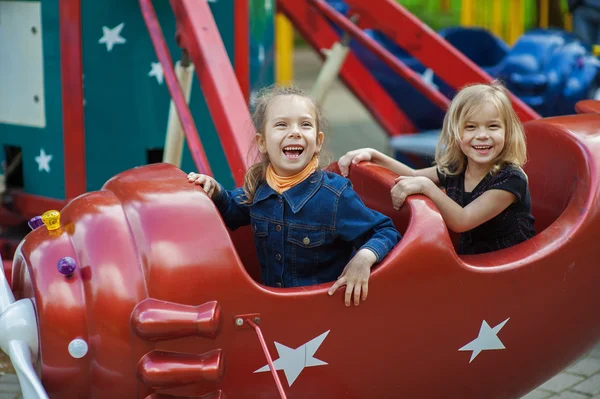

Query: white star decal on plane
[[459, 318, 510, 363], [255, 330, 330, 386], [98, 23, 126, 52], [35, 149, 53, 173], [148, 62, 164, 84]]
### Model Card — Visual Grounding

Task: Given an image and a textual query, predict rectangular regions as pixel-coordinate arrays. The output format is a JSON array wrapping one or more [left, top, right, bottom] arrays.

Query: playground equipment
[[2, 101, 600, 398], [281, 0, 598, 163], [1, 0, 600, 398], [0, 0, 275, 261]]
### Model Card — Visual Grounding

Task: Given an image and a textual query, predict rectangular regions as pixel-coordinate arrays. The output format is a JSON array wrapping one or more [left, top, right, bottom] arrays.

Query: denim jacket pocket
[[252, 220, 269, 237], [287, 226, 326, 248]]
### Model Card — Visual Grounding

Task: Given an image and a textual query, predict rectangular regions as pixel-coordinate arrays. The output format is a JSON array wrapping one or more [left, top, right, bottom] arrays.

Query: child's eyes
[[489, 125, 500, 129], [302, 122, 313, 127], [275, 122, 286, 127], [465, 125, 476, 130]]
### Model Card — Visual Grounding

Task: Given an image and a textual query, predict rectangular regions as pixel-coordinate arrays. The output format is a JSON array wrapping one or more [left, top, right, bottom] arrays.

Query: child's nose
[[288, 128, 301, 138], [475, 128, 490, 138]]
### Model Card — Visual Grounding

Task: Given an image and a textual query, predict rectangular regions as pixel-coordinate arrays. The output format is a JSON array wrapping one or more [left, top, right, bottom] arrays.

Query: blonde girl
[[339, 80, 535, 255]]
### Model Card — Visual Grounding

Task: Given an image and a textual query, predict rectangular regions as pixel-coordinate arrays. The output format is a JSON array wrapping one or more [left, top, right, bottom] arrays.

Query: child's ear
[[316, 131, 325, 153], [256, 133, 267, 154]]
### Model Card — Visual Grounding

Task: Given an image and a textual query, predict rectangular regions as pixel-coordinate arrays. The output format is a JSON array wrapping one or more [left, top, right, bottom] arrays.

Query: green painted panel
[[81, 0, 236, 191], [249, 0, 275, 95], [0, 0, 272, 201], [0, 0, 65, 199]]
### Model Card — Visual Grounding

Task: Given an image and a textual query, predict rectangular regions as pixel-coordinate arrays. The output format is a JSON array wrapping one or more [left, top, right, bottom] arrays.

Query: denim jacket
[[213, 169, 401, 288]]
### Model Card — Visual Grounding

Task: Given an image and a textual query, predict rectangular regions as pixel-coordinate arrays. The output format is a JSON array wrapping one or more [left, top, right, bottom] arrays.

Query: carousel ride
[[0, 0, 600, 398]]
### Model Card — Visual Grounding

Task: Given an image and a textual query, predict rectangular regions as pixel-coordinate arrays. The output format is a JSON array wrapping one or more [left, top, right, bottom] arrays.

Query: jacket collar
[[253, 169, 324, 213]]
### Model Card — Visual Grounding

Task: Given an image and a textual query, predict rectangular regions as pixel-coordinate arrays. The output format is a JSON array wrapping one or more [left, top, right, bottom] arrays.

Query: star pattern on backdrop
[[459, 318, 510, 363], [35, 149, 53, 173], [148, 62, 165, 85], [98, 22, 126, 52], [254, 330, 330, 386]]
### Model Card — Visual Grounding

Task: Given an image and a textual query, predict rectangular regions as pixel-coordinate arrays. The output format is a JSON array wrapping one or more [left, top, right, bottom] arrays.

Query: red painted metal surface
[[139, 0, 213, 177], [234, 0, 250, 101], [575, 99, 600, 114], [340, 0, 540, 122], [310, 0, 450, 111], [59, 0, 87, 199], [146, 391, 226, 399], [277, 0, 418, 136], [170, 0, 254, 185], [131, 299, 222, 341], [246, 318, 287, 399], [137, 349, 224, 388], [11, 192, 65, 220], [9, 110, 600, 397]]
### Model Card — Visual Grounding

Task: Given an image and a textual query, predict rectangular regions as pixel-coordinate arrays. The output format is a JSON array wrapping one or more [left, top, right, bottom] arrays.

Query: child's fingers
[[344, 283, 354, 307], [361, 282, 369, 301], [351, 152, 369, 165], [194, 175, 206, 185], [203, 181, 210, 195], [392, 194, 406, 210], [338, 154, 355, 176], [328, 277, 346, 296], [353, 284, 362, 306]]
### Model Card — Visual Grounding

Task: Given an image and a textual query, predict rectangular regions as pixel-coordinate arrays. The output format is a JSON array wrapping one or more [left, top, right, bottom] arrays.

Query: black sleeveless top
[[437, 165, 536, 255]]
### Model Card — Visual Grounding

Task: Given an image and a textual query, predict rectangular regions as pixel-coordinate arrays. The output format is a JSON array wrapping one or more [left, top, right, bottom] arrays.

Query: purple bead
[[28, 216, 44, 231], [57, 256, 76, 276]]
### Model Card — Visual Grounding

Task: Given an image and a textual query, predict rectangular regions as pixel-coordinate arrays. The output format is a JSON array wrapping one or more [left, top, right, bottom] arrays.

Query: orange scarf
[[266, 157, 319, 194]]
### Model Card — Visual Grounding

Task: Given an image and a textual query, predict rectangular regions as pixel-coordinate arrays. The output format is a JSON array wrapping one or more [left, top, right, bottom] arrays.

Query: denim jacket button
[[303, 237, 310, 245], [275, 282, 282, 287], [276, 225, 282, 232], [275, 253, 281, 261]]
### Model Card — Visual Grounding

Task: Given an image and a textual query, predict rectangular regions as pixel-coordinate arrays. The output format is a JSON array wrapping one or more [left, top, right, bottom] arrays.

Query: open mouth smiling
[[282, 145, 304, 158]]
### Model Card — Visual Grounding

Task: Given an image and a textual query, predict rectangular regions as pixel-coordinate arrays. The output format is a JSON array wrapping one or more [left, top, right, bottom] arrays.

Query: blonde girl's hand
[[328, 249, 376, 307], [187, 172, 220, 199], [390, 176, 432, 210], [338, 148, 374, 177]]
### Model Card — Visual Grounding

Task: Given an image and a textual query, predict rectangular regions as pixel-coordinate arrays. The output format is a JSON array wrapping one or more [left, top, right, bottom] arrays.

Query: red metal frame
[[59, 0, 87, 200], [340, 0, 540, 122], [277, 0, 418, 136], [170, 0, 254, 186], [311, 0, 450, 111], [140, 0, 213, 176], [11, 192, 65, 220], [234, 0, 250, 101]]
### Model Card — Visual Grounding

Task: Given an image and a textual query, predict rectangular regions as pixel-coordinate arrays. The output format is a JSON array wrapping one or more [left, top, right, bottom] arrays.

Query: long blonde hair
[[242, 85, 327, 203], [435, 80, 527, 176]]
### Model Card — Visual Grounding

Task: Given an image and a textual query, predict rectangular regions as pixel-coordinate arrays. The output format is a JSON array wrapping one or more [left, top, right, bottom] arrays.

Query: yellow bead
[[41, 210, 61, 231]]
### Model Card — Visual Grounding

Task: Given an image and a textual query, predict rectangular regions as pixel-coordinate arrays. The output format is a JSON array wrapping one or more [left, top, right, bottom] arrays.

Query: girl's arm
[[328, 183, 401, 306], [338, 148, 439, 184], [392, 176, 516, 233], [188, 172, 250, 230]]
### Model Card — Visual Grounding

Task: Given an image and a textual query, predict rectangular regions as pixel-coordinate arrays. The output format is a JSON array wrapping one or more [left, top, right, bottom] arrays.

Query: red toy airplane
[[0, 108, 599, 398]]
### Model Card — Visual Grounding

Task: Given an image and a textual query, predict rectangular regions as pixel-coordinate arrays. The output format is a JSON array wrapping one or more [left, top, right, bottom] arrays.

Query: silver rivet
[[253, 317, 260, 324], [303, 237, 310, 245], [235, 318, 244, 326]]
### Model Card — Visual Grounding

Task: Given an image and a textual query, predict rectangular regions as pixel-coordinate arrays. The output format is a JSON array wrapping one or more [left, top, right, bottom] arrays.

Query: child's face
[[459, 101, 505, 170], [257, 95, 324, 177]]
